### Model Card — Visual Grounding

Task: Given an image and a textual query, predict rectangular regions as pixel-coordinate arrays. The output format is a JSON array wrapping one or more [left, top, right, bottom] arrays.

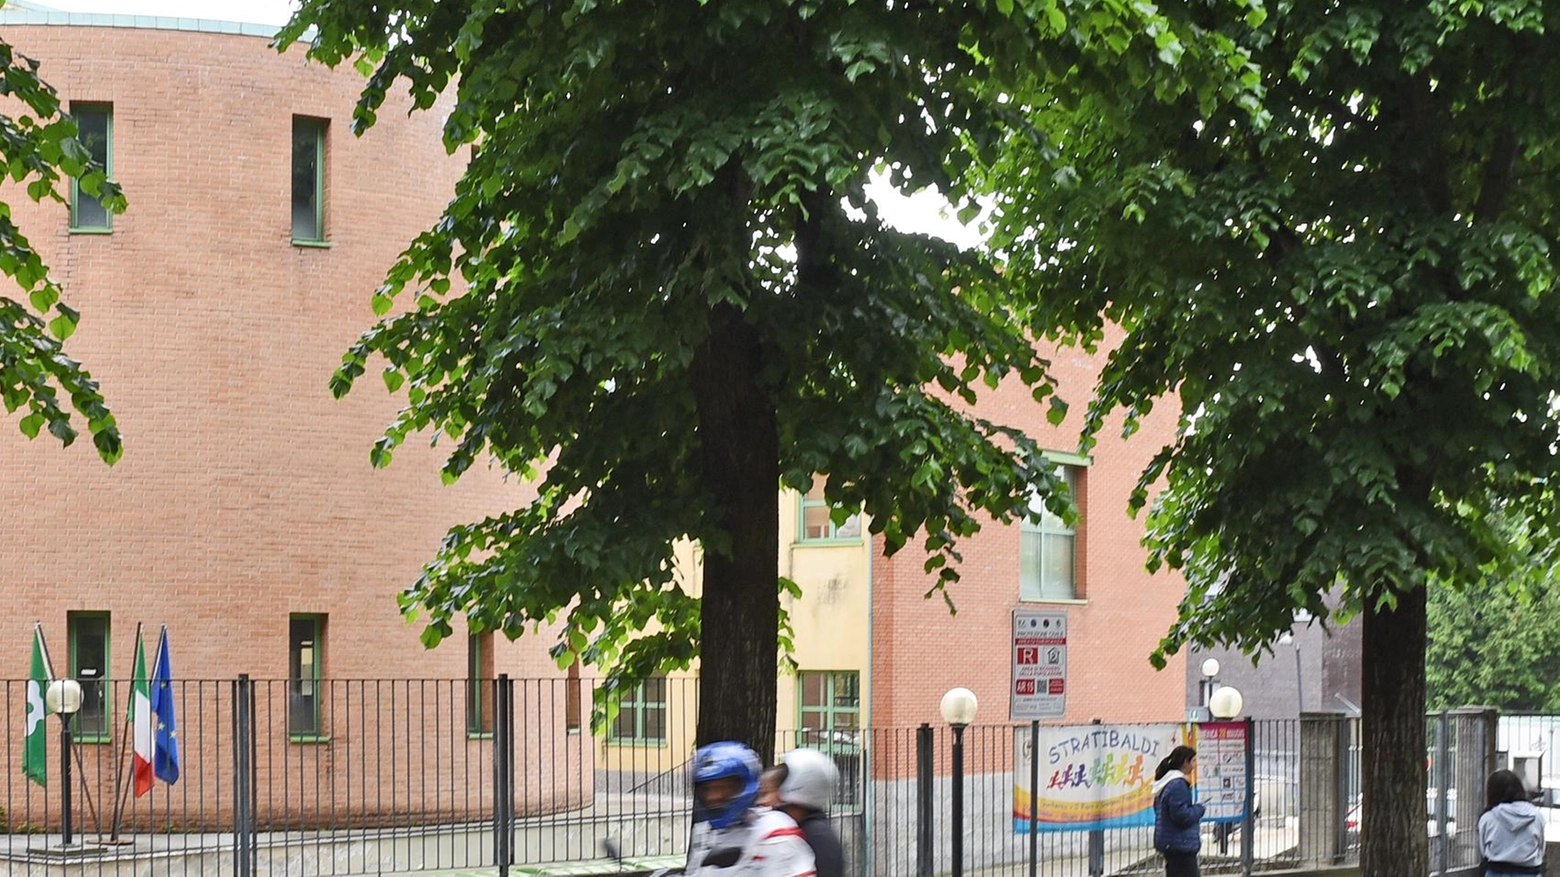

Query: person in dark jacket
[[1153, 745, 1205, 877], [759, 749, 845, 877]]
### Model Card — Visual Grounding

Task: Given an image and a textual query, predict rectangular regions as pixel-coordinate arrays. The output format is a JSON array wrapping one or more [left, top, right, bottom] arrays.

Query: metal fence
[[0, 676, 1503, 877]]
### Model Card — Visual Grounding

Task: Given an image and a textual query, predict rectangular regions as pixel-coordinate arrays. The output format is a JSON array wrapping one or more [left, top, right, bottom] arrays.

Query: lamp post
[[940, 687, 978, 877], [45, 679, 83, 847], [1207, 684, 1244, 855], [1279, 631, 1303, 717], [1199, 658, 1221, 718]]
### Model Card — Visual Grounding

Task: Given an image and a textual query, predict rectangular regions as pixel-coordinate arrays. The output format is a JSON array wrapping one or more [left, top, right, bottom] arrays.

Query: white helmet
[[778, 748, 839, 811]]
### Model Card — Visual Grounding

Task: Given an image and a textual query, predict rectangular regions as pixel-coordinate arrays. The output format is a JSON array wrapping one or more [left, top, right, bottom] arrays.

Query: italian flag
[[129, 633, 153, 797]]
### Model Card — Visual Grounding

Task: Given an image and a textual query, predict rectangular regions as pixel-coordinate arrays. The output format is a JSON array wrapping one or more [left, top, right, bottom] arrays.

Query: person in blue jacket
[[1153, 745, 1205, 877]]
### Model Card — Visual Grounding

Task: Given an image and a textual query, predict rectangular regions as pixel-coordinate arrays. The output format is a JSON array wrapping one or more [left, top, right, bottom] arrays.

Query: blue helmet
[[693, 741, 762, 829]]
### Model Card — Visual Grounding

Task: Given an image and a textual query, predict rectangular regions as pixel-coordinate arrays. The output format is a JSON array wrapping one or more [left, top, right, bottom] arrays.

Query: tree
[[985, 4, 1560, 876], [1427, 508, 1560, 713], [280, 0, 1249, 750], [0, 22, 124, 462]]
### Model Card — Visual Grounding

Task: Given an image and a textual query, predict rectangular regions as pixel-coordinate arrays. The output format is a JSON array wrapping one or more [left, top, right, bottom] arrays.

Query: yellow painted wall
[[595, 488, 874, 767]]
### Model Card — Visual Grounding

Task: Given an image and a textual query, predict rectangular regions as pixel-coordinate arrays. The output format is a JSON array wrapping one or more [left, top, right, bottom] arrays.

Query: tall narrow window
[[67, 612, 110, 741], [609, 676, 667, 744], [291, 116, 327, 243], [69, 103, 113, 232], [565, 659, 582, 732], [466, 630, 494, 736], [1020, 466, 1080, 601], [798, 481, 862, 542], [288, 614, 324, 736]]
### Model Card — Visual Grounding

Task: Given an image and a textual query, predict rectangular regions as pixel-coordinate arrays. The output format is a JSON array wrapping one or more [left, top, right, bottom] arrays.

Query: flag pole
[[104, 623, 144, 844], [35, 621, 57, 679]]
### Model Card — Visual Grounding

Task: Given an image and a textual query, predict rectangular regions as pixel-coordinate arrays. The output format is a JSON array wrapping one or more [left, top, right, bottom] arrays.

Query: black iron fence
[[0, 677, 1501, 877]]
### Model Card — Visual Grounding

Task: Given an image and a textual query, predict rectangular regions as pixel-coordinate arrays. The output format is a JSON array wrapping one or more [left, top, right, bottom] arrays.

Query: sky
[[35, 0, 985, 247]]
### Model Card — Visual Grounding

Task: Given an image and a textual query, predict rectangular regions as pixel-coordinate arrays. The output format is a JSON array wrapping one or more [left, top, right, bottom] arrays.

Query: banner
[[1013, 722, 1248, 832]]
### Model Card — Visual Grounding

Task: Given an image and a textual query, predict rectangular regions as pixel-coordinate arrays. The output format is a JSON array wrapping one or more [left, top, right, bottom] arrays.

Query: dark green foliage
[[1428, 509, 1560, 713], [279, 0, 1253, 743], [984, 3, 1560, 875], [0, 18, 125, 461]]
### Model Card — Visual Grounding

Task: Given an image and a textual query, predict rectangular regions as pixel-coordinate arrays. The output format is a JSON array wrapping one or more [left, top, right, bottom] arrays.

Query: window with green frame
[[69, 103, 113, 232], [1020, 465, 1081, 601], [798, 482, 862, 542], [291, 116, 327, 243], [466, 630, 494, 736], [288, 614, 324, 736], [609, 676, 667, 744], [67, 612, 111, 742], [798, 670, 859, 751]]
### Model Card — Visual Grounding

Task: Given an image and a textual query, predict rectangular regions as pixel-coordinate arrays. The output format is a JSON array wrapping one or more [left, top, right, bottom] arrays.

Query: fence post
[[1029, 721, 1040, 877], [1332, 714, 1351, 861], [916, 723, 933, 877], [1451, 706, 1498, 870], [232, 674, 255, 877], [1432, 711, 1450, 876], [493, 674, 515, 876], [1241, 717, 1255, 877], [1087, 719, 1103, 877], [1297, 712, 1343, 867]]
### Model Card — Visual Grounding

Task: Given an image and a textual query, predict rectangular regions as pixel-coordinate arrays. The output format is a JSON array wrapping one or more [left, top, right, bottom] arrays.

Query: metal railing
[[0, 676, 1499, 877]]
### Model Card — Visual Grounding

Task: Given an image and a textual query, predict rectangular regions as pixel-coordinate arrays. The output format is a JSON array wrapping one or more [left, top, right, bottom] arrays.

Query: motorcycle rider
[[760, 748, 845, 877], [686, 741, 816, 877]]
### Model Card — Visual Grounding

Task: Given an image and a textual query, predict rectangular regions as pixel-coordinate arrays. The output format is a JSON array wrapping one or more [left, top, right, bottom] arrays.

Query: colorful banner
[[1013, 722, 1248, 833]]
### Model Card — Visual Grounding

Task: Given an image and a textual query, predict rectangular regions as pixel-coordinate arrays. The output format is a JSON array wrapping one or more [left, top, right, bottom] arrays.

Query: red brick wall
[[869, 330, 1189, 741], [0, 23, 574, 823]]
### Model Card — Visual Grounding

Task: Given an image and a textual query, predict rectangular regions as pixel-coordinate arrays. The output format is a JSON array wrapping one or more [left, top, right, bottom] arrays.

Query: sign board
[[1013, 721, 1248, 833], [1196, 721, 1249, 824], [1011, 608, 1067, 720]]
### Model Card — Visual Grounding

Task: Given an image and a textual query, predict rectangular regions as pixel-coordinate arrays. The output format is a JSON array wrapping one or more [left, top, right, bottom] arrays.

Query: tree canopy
[[983, 2, 1560, 875], [0, 21, 124, 462], [1428, 507, 1560, 713], [280, 0, 1255, 746]]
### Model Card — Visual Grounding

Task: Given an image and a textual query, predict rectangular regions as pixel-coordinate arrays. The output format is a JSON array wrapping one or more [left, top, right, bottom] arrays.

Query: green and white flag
[[23, 625, 52, 786]]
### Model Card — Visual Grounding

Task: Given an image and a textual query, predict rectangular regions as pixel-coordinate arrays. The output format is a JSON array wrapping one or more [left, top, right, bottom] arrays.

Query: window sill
[[289, 734, 332, 745], [73, 735, 112, 745], [793, 538, 864, 547], [1017, 596, 1088, 605], [466, 731, 495, 740], [291, 238, 332, 249], [606, 739, 668, 749], [69, 227, 113, 235]]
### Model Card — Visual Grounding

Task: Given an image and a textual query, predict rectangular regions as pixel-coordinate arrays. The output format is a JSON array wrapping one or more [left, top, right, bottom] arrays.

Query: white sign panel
[[1011, 608, 1067, 720]]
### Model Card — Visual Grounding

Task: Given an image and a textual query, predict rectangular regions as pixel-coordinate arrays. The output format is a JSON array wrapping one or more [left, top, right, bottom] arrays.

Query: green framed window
[[288, 614, 324, 737], [1020, 466, 1080, 601], [291, 116, 327, 243], [798, 670, 860, 751], [67, 612, 111, 742], [798, 482, 862, 542], [69, 103, 113, 232], [466, 630, 494, 736], [609, 676, 667, 744]]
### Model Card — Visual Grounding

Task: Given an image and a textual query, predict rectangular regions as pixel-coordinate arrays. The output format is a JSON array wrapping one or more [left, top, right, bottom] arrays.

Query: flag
[[23, 626, 52, 786], [151, 627, 180, 785], [129, 632, 153, 797]]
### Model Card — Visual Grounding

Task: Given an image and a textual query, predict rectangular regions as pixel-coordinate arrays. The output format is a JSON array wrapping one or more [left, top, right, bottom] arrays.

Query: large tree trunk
[[691, 300, 780, 755], [1360, 585, 1428, 877]]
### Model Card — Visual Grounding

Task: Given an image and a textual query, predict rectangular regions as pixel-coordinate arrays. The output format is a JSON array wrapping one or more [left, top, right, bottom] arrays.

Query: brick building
[[0, 9, 577, 826], [0, 3, 1194, 834]]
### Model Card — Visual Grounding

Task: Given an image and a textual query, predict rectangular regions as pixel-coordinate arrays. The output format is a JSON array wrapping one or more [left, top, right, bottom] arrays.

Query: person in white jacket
[[1478, 769, 1545, 877], [686, 741, 816, 877]]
